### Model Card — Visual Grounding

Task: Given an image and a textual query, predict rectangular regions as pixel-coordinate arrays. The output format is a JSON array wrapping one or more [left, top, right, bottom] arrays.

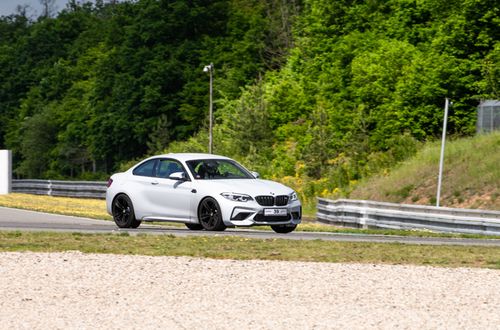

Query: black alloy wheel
[[112, 194, 141, 228], [271, 224, 297, 234], [198, 197, 227, 231], [185, 223, 204, 230]]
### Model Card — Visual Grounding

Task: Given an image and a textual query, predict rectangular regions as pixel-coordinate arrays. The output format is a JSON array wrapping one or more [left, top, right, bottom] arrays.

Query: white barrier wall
[[0, 150, 12, 194]]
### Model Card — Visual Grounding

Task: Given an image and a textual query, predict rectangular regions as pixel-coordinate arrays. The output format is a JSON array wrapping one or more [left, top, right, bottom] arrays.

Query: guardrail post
[[360, 201, 369, 229], [0, 150, 12, 195]]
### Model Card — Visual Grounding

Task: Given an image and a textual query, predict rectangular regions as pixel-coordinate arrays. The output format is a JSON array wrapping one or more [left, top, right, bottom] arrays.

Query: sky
[[0, 0, 77, 17]]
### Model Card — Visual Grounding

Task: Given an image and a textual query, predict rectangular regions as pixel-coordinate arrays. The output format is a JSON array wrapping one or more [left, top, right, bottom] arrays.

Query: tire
[[198, 197, 227, 231], [112, 194, 138, 228], [185, 223, 204, 230], [130, 219, 142, 229], [271, 224, 297, 234]]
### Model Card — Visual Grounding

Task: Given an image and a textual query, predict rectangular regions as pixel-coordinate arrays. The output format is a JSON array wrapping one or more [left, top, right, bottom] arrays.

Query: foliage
[[187, 0, 499, 202], [0, 0, 299, 177], [0, 0, 499, 205]]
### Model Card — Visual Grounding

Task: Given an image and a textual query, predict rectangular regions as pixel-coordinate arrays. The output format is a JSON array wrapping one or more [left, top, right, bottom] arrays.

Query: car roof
[[154, 153, 232, 162]]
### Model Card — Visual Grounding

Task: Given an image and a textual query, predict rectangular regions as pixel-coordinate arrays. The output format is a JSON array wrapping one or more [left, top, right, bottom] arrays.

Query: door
[[144, 158, 192, 221], [128, 158, 158, 219]]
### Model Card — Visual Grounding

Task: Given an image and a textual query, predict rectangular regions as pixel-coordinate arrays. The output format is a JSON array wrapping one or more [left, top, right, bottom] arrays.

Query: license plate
[[264, 208, 287, 216]]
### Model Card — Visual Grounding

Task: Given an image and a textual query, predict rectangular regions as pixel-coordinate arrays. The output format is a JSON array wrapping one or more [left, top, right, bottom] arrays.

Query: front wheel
[[112, 194, 138, 228], [130, 219, 142, 228], [198, 197, 227, 231], [271, 224, 297, 234]]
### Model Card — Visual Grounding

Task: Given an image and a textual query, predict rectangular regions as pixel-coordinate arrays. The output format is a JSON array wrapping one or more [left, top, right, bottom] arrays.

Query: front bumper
[[221, 200, 302, 227]]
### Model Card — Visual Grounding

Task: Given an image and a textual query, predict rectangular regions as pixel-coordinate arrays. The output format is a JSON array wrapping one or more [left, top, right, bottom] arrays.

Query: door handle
[[151, 181, 159, 185]]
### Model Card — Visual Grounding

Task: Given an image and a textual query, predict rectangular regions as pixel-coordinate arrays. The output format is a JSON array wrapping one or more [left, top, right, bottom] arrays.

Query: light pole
[[203, 63, 214, 154], [436, 98, 451, 207]]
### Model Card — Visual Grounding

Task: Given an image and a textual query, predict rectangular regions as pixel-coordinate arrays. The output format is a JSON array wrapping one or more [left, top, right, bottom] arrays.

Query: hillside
[[349, 132, 500, 210]]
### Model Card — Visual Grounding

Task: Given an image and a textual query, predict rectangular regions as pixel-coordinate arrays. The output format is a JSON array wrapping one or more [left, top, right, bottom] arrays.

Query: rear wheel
[[271, 224, 297, 234], [185, 223, 204, 230], [198, 197, 226, 231], [112, 194, 138, 228]]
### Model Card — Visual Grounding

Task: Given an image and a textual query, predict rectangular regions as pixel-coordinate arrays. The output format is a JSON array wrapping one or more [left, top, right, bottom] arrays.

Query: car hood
[[195, 179, 294, 197]]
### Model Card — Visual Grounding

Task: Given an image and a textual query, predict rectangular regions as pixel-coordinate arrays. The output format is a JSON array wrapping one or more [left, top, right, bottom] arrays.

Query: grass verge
[[0, 193, 111, 220], [350, 132, 500, 210], [0, 231, 499, 269]]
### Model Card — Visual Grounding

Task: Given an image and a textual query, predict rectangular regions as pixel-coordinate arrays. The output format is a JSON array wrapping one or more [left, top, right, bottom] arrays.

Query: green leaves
[[206, 0, 499, 195], [0, 0, 498, 186], [1, 0, 289, 178]]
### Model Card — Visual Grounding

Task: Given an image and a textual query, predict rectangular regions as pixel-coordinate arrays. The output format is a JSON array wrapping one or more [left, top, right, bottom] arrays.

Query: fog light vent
[[231, 212, 252, 220]]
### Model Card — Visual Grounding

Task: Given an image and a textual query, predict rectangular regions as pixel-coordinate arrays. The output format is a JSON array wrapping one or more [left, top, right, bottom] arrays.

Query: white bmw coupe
[[106, 153, 301, 233]]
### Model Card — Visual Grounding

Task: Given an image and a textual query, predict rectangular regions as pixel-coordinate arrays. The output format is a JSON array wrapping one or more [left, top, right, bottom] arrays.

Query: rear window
[[156, 159, 185, 179], [132, 159, 157, 177]]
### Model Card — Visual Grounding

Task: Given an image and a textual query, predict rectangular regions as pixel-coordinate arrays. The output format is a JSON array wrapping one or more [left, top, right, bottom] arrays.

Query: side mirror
[[251, 171, 260, 179], [169, 172, 187, 181]]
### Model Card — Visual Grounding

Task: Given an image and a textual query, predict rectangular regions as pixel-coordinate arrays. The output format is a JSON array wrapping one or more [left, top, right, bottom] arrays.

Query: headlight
[[221, 192, 253, 202], [290, 191, 298, 201]]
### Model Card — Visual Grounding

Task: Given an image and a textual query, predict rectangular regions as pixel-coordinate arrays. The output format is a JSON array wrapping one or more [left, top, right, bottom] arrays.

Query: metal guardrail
[[12, 179, 107, 199], [317, 198, 500, 236]]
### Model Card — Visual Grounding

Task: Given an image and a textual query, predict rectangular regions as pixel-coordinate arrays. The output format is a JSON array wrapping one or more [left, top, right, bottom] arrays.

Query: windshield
[[186, 159, 254, 180]]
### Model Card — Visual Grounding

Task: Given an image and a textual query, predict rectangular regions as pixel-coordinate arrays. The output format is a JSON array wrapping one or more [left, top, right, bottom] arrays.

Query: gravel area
[[0, 252, 499, 329]]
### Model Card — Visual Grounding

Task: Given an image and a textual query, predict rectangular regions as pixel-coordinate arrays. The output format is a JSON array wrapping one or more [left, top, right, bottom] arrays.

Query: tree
[[39, 0, 56, 18], [18, 111, 57, 178], [480, 42, 500, 99], [147, 114, 171, 154]]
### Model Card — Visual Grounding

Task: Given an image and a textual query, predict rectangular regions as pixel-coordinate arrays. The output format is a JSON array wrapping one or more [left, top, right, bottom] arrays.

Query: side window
[[132, 159, 157, 177], [156, 159, 184, 179]]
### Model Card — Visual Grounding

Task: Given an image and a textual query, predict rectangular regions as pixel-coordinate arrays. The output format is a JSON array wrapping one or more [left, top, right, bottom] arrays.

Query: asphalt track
[[1, 206, 500, 246]]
